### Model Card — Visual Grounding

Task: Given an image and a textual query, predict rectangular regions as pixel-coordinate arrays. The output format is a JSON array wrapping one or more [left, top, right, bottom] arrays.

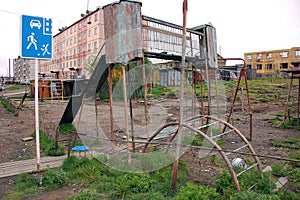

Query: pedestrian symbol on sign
[[26, 32, 38, 50]]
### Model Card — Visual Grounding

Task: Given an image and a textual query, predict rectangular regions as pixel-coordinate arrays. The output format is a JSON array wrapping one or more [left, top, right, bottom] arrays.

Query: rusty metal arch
[[142, 115, 262, 192]]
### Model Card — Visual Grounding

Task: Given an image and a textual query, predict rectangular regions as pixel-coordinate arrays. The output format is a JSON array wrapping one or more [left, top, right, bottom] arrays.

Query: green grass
[[0, 96, 18, 116], [5, 85, 26, 91], [32, 130, 65, 156], [272, 136, 300, 150]]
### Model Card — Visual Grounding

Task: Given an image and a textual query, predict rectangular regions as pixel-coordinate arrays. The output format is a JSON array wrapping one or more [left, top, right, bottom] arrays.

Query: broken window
[[280, 52, 288, 58], [257, 64, 262, 70], [280, 63, 288, 69], [256, 54, 262, 61]]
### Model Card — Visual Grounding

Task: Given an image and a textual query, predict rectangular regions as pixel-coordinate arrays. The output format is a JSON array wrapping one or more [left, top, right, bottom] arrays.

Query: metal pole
[[128, 65, 136, 152], [108, 65, 115, 154], [34, 59, 41, 172], [142, 55, 149, 139], [171, 0, 187, 191], [122, 65, 131, 163]]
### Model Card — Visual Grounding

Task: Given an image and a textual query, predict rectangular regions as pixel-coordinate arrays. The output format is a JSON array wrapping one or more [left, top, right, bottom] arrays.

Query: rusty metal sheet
[[103, 1, 143, 64], [205, 25, 218, 68]]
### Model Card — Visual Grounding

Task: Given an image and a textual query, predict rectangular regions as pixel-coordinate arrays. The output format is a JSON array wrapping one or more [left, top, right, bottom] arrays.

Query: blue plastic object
[[72, 146, 88, 151]]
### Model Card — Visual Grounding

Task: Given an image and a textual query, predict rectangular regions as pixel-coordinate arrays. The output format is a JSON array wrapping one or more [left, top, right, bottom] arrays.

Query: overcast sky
[[0, 0, 299, 76]]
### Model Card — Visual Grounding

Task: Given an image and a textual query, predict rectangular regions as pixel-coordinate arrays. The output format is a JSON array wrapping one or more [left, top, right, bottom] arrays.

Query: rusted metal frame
[[283, 77, 293, 122], [183, 114, 262, 172], [122, 65, 131, 163], [142, 26, 192, 41], [95, 93, 99, 137], [183, 123, 241, 192], [142, 15, 205, 37], [219, 58, 252, 140], [128, 64, 136, 152], [214, 69, 222, 132], [108, 64, 115, 154], [142, 55, 149, 140], [171, 0, 188, 191], [192, 66, 195, 119], [203, 29, 211, 125], [131, 139, 300, 163], [202, 115, 262, 172], [142, 122, 179, 153]]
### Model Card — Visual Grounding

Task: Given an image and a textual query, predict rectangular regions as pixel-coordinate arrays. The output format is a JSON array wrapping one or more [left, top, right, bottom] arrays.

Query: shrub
[[175, 182, 219, 200], [272, 164, 288, 177], [66, 189, 100, 200], [229, 191, 279, 200], [59, 123, 76, 135], [3, 173, 39, 200], [41, 169, 68, 190], [214, 170, 276, 198]]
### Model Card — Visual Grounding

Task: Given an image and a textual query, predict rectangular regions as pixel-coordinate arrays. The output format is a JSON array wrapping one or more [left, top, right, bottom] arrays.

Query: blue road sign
[[21, 15, 52, 59]]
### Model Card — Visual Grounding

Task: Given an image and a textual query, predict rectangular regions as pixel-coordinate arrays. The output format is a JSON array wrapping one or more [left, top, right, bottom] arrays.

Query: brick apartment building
[[39, 7, 105, 80], [244, 47, 300, 78]]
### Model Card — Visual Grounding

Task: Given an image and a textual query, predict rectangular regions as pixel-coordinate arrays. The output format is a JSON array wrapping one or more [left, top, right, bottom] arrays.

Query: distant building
[[13, 56, 35, 84], [244, 47, 300, 78]]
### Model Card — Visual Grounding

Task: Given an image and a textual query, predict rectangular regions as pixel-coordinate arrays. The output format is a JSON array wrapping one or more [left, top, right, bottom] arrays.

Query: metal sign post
[[21, 14, 52, 172]]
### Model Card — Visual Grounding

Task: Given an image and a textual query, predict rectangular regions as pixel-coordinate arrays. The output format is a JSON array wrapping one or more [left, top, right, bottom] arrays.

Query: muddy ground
[[0, 89, 299, 199]]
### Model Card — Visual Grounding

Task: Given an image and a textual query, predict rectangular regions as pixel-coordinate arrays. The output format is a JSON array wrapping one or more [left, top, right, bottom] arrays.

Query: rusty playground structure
[[57, 0, 259, 192]]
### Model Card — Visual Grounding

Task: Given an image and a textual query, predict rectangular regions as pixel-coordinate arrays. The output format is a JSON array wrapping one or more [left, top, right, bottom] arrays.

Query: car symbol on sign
[[30, 20, 41, 29]]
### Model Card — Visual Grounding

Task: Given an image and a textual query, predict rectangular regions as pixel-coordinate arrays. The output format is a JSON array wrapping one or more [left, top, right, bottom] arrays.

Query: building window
[[280, 63, 288, 69], [70, 60, 72, 67], [78, 58, 81, 66], [78, 47, 81, 53], [74, 36, 76, 43], [74, 25, 77, 32], [266, 52, 272, 59], [94, 27, 98, 35], [256, 53, 262, 61], [94, 41, 97, 49], [88, 43, 91, 51], [79, 23, 82, 29], [74, 60, 76, 66], [257, 64, 262, 70], [70, 38, 72, 45], [83, 31, 86, 39], [88, 30, 91, 37], [74, 48, 76, 55], [70, 49, 72, 56], [247, 54, 252, 60], [295, 50, 300, 57], [267, 63, 272, 70], [280, 51, 288, 58], [88, 17, 92, 24], [247, 64, 252, 69], [78, 35, 81, 41], [94, 13, 98, 22]]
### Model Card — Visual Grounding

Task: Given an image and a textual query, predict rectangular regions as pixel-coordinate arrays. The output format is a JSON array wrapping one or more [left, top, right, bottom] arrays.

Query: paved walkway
[[0, 155, 67, 178]]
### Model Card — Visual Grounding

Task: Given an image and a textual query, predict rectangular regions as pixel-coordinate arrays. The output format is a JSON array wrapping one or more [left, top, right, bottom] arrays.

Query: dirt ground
[[0, 89, 300, 199]]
